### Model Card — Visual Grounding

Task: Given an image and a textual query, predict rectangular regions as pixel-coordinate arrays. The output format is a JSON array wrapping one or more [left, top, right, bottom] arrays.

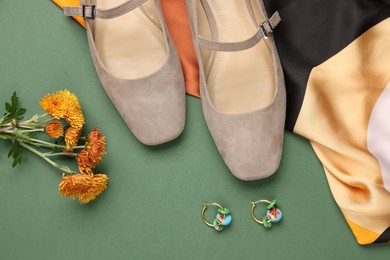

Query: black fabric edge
[[373, 226, 390, 243]]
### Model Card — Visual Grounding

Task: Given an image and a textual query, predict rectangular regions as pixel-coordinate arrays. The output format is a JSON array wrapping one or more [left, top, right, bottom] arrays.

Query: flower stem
[[45, 152, 77, 157], [0, 126, 13, 133], [43, 117, 55, 124], [18, 124, 44, 129], [19, 142, 75, 174], [0, 113, 48, 131], [0, 130, 86, 150], [20, 136, 67, 149], [17, 128, 45, 133]]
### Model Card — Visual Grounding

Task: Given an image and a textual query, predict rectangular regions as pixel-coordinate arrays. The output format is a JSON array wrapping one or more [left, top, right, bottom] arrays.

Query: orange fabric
[[345, 218, 382, 245], [52, 0, 200, 98], [161, 0, 200, 97]]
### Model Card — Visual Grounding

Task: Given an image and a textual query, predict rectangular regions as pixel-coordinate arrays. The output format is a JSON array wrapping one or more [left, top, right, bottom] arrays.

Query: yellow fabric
[[295, 18, 390, 244]]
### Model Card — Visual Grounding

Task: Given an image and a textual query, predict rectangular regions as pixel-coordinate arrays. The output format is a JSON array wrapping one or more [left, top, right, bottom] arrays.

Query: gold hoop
[[250, 199, 282, 229], [201, 203, 223, 227], [250, 200, 272, 225], [201, 203, 232, 231]]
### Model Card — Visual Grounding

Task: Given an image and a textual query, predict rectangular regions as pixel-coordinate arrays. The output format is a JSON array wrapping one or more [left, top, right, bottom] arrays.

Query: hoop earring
[[201, 203, 232, 231], [250, 199, 282, 229]]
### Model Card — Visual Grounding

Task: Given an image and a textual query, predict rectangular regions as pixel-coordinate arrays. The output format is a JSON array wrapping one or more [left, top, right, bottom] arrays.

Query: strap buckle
[[82, 5, 96, 19], [259, 19, 273, 38]]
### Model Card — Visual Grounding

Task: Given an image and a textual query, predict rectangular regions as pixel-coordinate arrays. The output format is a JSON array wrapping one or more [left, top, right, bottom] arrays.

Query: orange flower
[[66, 109, 84, 129], [45, 120, 64, 139], [64, 126, 82, 149], [40, 90, 69, 119], [59, 173, 92, 200], [77, 128, 106, 174], [62, 90, 84, 128], [79, 174, 109, 204], [59, 173, 108, 204], [86, 128, 106, 162], [77, 150, 93, 174], [40, 89, 85, 133]]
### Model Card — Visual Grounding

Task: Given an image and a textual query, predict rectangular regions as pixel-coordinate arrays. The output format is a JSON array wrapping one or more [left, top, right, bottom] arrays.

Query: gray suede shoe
[[186, 0, 286, 180], [64, 0, 185, 145]]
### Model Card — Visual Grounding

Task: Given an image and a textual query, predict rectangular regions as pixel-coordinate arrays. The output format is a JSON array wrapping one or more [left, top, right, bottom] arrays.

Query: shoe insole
[[198, 0, 275, 114], [95, 0, 167, 79]]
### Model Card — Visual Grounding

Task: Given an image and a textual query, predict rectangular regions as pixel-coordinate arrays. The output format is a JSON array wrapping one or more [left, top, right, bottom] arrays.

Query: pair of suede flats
[[186, 0, 286, 180], [64, 0, 286, 181], [64, 0, 186, 146]]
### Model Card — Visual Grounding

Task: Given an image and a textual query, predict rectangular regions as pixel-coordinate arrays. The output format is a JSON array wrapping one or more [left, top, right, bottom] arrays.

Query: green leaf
[[12, 160, 17, 168], [12, 152, 24, 168], [17, 108, 26, 115], [5, 102, 12, 113], [3, 92, 26, 122], [11, 92, 18, 111], [13, 141, 19, 157], [0, 133, 8, 140], [14, 108, 26, 120], [7, 147, 13, 158], [7, 140, 24, 167], [8, 140, 20, 158], [7, 141, 16, 158]]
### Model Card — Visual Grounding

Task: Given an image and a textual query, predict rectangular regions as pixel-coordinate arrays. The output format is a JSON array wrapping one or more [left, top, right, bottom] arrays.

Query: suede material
[[187, 0, 286, 180], [198, 11, 281, 52], [64, 0, 149, 19], [82, 0, 186, 145]]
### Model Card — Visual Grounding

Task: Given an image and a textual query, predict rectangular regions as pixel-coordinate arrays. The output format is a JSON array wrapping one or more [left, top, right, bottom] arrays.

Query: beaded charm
[[202, 203, 232, 231], [250, 199, 282, 229]]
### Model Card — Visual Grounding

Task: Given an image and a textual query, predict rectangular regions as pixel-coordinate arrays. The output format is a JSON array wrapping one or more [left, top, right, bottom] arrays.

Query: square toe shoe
[[64, 0, 186, 145], [186, 0, 286, 180]]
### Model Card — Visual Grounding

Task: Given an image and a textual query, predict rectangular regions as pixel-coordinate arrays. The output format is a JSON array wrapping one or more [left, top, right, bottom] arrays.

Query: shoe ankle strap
[[64, 0, 147, 19], [198, 11, 281, 52]]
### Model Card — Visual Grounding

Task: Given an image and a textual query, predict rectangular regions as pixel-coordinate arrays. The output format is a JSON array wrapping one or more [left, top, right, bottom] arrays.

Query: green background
[[0, 1, 388, 259]]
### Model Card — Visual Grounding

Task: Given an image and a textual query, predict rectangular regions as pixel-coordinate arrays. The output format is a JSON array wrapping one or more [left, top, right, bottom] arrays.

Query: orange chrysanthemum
[[77, 150, 93, 174], [59, 173, 92, 200], [63, 90, 85, 128], [79, 174, 109, 204], [45, 120, 64, 139], [40, 89, 85, 131], [86, 128, 106, 161], [66, 109, 84, 129], [59, 173, 108, 204], [64, 126, 82, 149], [40, 90, 69, 119], [77, 128, 106, 174]]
